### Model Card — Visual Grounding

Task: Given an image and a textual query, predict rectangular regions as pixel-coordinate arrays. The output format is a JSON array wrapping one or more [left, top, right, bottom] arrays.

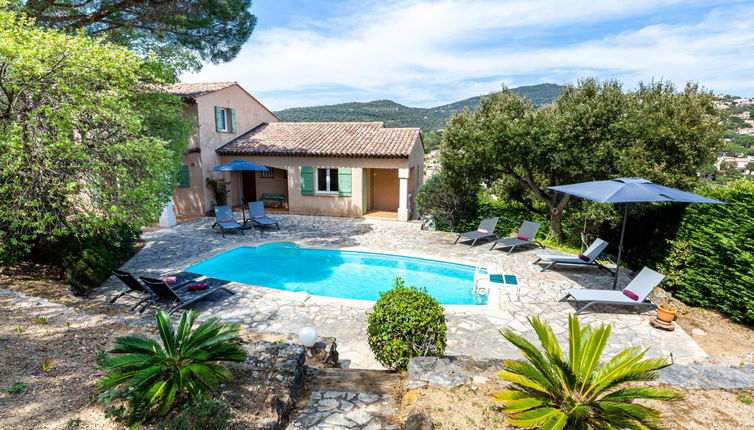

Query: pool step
[[308, 367, 403, 395]]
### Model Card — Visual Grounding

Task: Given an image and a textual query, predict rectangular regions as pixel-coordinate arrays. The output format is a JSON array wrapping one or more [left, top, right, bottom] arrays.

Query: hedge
[[662, 180, 754, 324]]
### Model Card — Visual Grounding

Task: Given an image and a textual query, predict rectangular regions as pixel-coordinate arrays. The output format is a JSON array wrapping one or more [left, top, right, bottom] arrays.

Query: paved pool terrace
[[96, 213, 706, 369]]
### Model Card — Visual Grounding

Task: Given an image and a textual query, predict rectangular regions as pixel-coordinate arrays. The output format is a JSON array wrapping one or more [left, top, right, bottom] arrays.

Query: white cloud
[[183, 0, 754, 109]]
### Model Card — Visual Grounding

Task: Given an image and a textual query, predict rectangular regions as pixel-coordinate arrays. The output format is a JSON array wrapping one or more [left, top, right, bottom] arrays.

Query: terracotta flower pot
[[657, 304, 677, 323]]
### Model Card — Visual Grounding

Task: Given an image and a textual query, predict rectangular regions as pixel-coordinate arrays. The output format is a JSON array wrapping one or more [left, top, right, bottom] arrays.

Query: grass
[[4, 382, 28, 393], [737, 395, 753, 405]]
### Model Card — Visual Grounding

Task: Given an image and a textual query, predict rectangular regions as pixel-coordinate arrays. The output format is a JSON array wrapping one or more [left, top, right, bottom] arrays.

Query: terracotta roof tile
[[164, 81, 236, 98], [217, 122, 420, 158]]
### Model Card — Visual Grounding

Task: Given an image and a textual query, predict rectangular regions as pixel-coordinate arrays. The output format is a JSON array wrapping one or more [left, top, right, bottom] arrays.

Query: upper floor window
[[316, 168, 339, 194], [214, 106, 237, 133]]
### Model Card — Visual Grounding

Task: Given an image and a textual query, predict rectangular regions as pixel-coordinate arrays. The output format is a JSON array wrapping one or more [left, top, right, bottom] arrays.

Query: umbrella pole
[[613, 204, 629, 290], [240, 172, 246, 223]]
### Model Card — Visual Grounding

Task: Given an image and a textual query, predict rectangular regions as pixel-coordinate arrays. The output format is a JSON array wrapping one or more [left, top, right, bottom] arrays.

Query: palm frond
[[501, 329, 562, 392], [576, 323, 611, 395], [495, 315, 680, 430], [601, 387, 683, 402], [175, 311, 198, 349], [155, 311, 177, 357], [102, 353, 156, 369], [508, 407, 565, 428], [110, 333, 162, 355]]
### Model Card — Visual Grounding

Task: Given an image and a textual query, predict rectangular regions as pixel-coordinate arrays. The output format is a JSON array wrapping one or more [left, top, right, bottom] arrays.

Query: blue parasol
[[212, 159, 269, 221], [549, 177, 724, 289]]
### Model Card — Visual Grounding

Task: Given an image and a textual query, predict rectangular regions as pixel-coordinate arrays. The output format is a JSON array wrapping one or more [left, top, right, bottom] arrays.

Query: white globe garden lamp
[[299, 327, 317, 348]]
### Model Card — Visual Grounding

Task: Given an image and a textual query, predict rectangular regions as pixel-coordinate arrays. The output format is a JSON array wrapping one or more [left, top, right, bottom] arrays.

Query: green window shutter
[[338, 168, 352, 197], [214, 106, 223, 132], [178, 165, 190, 187], [301, 167, 314, 195], [230, 108, 237, 133]]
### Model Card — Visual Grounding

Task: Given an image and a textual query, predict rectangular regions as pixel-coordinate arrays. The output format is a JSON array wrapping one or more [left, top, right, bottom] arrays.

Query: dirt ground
[[0, 291, 294, 430], [0, 295, 148, 430], [400, 382, 754, 430], [669, 296, 754, 358]]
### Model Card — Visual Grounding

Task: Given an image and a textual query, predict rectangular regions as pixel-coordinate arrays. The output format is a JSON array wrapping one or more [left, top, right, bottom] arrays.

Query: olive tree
[[441, 79, 723, 239]]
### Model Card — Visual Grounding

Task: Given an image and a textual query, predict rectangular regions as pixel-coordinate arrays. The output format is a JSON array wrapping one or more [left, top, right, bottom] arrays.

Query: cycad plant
[[494, 314, 682, 429], [100, 311, 246, 427]]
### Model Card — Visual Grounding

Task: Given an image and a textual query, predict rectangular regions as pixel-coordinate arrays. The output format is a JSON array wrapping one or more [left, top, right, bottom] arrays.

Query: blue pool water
[[186, 243, 485, 305]]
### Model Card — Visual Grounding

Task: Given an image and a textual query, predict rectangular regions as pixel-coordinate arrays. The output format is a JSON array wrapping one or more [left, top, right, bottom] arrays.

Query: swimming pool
[[186, 243, 485, 305]]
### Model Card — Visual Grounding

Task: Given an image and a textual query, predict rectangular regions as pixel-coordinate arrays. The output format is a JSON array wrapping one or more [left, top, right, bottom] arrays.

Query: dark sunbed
[[212, 205, 246, 237], [453, 216, 499, 247], [245, 201, 280, 230], [489, 221, 544, 253], [110, 270, 190, 311], [139, 277, 235, 315]]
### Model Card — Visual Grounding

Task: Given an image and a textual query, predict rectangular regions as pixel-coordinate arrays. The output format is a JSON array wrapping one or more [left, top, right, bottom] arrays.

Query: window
[[261, 166, 274, 178], [316, 168, 339, 193], [214, 106, 236, 133], [218, 108, 228, 132]]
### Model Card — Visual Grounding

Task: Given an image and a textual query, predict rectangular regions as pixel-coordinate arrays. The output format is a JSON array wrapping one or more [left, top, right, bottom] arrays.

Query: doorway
[[370, 168, 399, 211], [242, 171, 257, 204]]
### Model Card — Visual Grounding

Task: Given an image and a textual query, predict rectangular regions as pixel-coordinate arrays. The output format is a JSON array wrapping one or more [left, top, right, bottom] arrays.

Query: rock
[[657, 364, 697, 386], [407, 355, 503, 388], [403, 408, 435, 430], [691, 328, 706, 336], [232, 341, 307, 428], [696, 365, 754, 389]]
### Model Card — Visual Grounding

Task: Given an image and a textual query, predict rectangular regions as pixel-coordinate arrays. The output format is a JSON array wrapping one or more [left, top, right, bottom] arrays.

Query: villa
[[165, 82, 424, 222]]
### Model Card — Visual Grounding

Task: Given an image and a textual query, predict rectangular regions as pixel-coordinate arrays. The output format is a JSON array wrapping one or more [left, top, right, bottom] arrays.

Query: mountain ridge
[[274, 83, 564, 130]]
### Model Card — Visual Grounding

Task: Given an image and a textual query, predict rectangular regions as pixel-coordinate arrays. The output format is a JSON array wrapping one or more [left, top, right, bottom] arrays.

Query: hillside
[[274, 83, 564, 130]]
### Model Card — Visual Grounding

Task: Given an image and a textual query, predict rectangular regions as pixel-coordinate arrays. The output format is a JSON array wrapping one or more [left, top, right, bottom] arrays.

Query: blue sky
[[184, 0, 754, 110]]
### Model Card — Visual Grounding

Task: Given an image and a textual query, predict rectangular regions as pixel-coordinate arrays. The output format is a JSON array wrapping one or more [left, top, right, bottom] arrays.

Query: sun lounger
[[245, 201, 280, 230], [110, 270, 190, 311], [533, 238, 613, 273], [489, 221, 544, 253], [212, 205, 246, 237], [454, 216, 499, 247], [139, 277, 235, 315], [560, 266, 663, 314]]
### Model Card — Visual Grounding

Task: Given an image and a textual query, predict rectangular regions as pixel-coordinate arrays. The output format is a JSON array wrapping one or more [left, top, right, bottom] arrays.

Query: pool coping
[[175, 240, 507, 311]]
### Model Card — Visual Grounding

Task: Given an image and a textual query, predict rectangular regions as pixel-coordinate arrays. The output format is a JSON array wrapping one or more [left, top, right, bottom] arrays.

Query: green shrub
[[416, 172, 479, 231], [159, 397, 233, 430], [662, 179, 754, 324], [100, 311, 246, 427], [33, 223, 141, 292], [366, 278, 447, 370], [495, 314, 681, 428]]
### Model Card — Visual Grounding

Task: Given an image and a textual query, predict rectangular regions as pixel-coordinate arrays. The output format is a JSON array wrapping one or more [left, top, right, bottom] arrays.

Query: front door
[[242, 171, 257, 204]]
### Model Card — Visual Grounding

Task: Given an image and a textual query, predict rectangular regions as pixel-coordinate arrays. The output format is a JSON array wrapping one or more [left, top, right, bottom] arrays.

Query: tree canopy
[[16, 0, 256, 69], [0, 8, 193, 261], [440, 79, 724, 238]]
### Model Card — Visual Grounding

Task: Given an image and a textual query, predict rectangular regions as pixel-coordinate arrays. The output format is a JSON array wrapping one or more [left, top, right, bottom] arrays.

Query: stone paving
[[94, 213, 708, 369], [286, 392, 398, 430]]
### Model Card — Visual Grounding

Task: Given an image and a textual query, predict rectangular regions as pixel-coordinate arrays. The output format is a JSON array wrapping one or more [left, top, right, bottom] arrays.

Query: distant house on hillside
[[165, 82, 424, 222]]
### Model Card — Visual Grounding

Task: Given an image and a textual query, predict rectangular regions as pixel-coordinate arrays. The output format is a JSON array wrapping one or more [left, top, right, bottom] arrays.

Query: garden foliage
[[440, 79, 723, 239], [0, 8, 193, 275], [100, 311, 246, 427], [662, 180, 754, 324], [16, 0, 257, 70], [158, 397, 233, 430], [366, 278, 447, 370], [415, 172, 478, 231], [495, 314, 681, 429]]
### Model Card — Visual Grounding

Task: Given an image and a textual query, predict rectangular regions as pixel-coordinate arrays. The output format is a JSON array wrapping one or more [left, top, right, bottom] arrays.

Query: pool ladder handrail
[[473, 255, 506, 295]]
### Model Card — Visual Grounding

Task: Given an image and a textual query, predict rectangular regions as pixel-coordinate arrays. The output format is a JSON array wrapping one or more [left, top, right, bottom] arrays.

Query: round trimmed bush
[[366, 278, 447, 370]]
